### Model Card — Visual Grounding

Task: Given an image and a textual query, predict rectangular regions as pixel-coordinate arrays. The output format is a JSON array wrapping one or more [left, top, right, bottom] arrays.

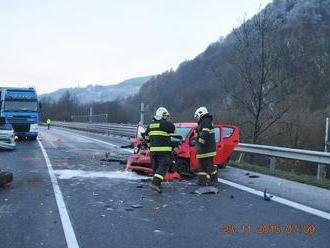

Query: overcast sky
[[0, 0, 272, 94]]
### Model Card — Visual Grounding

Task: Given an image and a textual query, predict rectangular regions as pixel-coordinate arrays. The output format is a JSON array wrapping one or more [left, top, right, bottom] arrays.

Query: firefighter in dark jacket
[[144, 107, 176, 193], [194, 107, 218, 186]]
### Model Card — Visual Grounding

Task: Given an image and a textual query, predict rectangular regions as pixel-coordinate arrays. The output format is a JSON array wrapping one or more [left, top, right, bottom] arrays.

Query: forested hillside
[[125, 0, 330, 150]]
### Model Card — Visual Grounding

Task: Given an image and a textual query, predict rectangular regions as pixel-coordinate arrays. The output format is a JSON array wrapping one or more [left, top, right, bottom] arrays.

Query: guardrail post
[[317, 117, 329, 181], [317, 164, 326, 181], [237, 152, 245, 163], [269, 157, 276, 172]]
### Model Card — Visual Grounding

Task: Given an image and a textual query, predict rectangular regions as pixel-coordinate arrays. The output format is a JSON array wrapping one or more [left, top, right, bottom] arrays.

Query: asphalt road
[[0, 126, 329, 248]]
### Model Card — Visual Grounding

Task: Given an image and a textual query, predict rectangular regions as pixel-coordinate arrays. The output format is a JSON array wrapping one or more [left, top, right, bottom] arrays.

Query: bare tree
[[221, 9, 290, 144]]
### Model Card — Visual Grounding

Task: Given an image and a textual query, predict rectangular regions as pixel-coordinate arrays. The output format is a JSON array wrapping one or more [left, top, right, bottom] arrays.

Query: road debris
[[131, 204, 143, 209], [263, 189, 273, 201], [193, 186, 219, 195], [120, 144, 133, 149], [248, 175, 260, 178], [0, 170, 13, 187], [100, 152, 127, 164]]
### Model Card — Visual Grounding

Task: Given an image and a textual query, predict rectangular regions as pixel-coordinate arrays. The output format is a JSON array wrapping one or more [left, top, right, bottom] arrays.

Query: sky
[[0, 0, 272, 94]]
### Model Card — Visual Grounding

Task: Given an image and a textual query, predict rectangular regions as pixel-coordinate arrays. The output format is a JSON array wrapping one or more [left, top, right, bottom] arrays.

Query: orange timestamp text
[[221, 224, 317, 235]]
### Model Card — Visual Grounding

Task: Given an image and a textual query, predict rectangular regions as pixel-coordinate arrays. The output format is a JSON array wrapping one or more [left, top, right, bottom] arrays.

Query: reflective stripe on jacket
[[144, 118, 175, 155], [196, 114, 216, 159]]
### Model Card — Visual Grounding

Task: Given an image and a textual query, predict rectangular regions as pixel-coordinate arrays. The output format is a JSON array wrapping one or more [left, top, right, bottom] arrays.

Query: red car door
[[213, 125, 225, 165], [221, 125, 240, 162], [188, 128, 199, 171]]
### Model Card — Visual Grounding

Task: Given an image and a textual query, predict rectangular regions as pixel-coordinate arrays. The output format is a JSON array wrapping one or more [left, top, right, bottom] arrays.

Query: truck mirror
[[0, 117, 5, 124]]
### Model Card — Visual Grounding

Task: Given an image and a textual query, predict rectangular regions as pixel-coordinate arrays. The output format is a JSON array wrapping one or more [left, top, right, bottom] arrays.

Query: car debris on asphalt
[[0, 170, 13, 187], [263, 189, 273, 201], [131, 204, 143, 209], [100, 152, 127, 164], [193, 186, 219, 195]]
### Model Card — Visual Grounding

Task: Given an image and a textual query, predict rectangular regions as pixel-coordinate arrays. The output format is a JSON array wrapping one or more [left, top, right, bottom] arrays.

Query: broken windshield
[[175, 127, 191, 140]]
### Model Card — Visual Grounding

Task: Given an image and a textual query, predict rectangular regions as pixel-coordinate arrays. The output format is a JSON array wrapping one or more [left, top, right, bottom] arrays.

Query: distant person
[[194, 107, 218, 187], [46, 119, 51, 130], [144, 107, 175, 193]]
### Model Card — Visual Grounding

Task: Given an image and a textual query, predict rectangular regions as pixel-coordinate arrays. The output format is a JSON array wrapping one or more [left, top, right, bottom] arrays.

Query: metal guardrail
[[52, 121, 330, 166], [235, 143, 330, 165], [52, 121, 136, 138]]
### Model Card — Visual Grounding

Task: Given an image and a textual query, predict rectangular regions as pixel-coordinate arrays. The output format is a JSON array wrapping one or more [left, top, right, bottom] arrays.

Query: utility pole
[[140, 102, 144, 125], [325, 117, 329, 152], [89, 107, 93, 123], [317, 117, 329, 180]]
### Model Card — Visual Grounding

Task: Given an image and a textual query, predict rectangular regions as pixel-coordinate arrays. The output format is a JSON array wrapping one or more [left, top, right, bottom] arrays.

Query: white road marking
[[219, 178, 330, 221], [54, 128, 133, 153], [38, 140, 80, 248]]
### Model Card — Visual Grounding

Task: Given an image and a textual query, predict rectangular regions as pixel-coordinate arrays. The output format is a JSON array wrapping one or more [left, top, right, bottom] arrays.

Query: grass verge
[[229, 161, 330, 190]]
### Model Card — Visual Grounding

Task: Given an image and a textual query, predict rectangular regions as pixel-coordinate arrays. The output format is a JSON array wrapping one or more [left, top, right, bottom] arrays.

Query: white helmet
[[155, 107, 170, 119], [194, 107, 208, 120]]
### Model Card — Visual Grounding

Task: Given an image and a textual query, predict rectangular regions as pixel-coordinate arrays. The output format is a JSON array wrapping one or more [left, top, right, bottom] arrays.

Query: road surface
[[0, 126, 329, 248]]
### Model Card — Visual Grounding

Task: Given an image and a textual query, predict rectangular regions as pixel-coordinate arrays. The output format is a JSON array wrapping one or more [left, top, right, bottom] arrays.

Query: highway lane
[[0, 140, 67, 248], [0, 126, 329, 248]]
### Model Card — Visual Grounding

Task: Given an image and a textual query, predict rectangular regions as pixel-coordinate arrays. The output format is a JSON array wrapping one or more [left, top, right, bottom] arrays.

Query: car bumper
[[15, 132, 38, 137], [0, 140, 16, 150]]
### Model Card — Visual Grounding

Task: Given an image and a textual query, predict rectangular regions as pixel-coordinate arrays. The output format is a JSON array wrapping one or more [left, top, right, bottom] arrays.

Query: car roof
[[175, 122, 197, 128], [175, 122, 238, 129]]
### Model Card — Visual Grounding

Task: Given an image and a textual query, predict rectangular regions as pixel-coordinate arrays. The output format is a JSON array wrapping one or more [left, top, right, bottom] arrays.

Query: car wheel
[[218, 158, 230, 169], [175, 159, 193, 177]]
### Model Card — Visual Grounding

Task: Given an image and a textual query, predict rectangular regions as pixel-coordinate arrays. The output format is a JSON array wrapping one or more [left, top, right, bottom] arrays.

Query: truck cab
[[0, 87, 40, 140]]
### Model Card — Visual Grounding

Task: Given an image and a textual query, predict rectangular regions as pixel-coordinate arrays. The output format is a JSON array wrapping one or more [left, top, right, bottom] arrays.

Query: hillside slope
[[126, 0, 330, 149], [41, 76, 152, 103]]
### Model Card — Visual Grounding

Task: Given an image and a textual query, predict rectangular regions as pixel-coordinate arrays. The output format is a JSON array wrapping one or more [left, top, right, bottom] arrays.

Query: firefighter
[[144, 107, 175, 193], [194, 107, 218, 187], [46, 119, 51, 130]]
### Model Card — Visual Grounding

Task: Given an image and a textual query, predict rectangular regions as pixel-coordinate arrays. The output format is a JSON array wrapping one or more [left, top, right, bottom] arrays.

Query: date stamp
[[221, 224, 317, 235]]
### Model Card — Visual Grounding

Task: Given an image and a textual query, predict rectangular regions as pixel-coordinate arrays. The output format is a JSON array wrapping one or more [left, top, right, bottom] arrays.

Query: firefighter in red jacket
[[144, 107, 175, 193], [194, 107, 218, 186]]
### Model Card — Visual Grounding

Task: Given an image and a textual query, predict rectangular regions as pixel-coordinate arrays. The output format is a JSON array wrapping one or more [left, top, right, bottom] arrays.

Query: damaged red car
[[127, 123, 240, 177]]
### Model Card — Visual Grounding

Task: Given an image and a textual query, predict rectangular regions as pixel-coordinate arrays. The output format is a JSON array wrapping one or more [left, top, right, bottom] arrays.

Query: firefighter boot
[[208, 172, 218, 187], [150, 177, 162, 193], [197, 173, 208, 186]]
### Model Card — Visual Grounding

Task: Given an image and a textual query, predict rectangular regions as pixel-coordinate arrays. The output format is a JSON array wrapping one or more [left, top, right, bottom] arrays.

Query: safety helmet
[[194, 107, 208, 120], [155, 107, 170, 119]]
